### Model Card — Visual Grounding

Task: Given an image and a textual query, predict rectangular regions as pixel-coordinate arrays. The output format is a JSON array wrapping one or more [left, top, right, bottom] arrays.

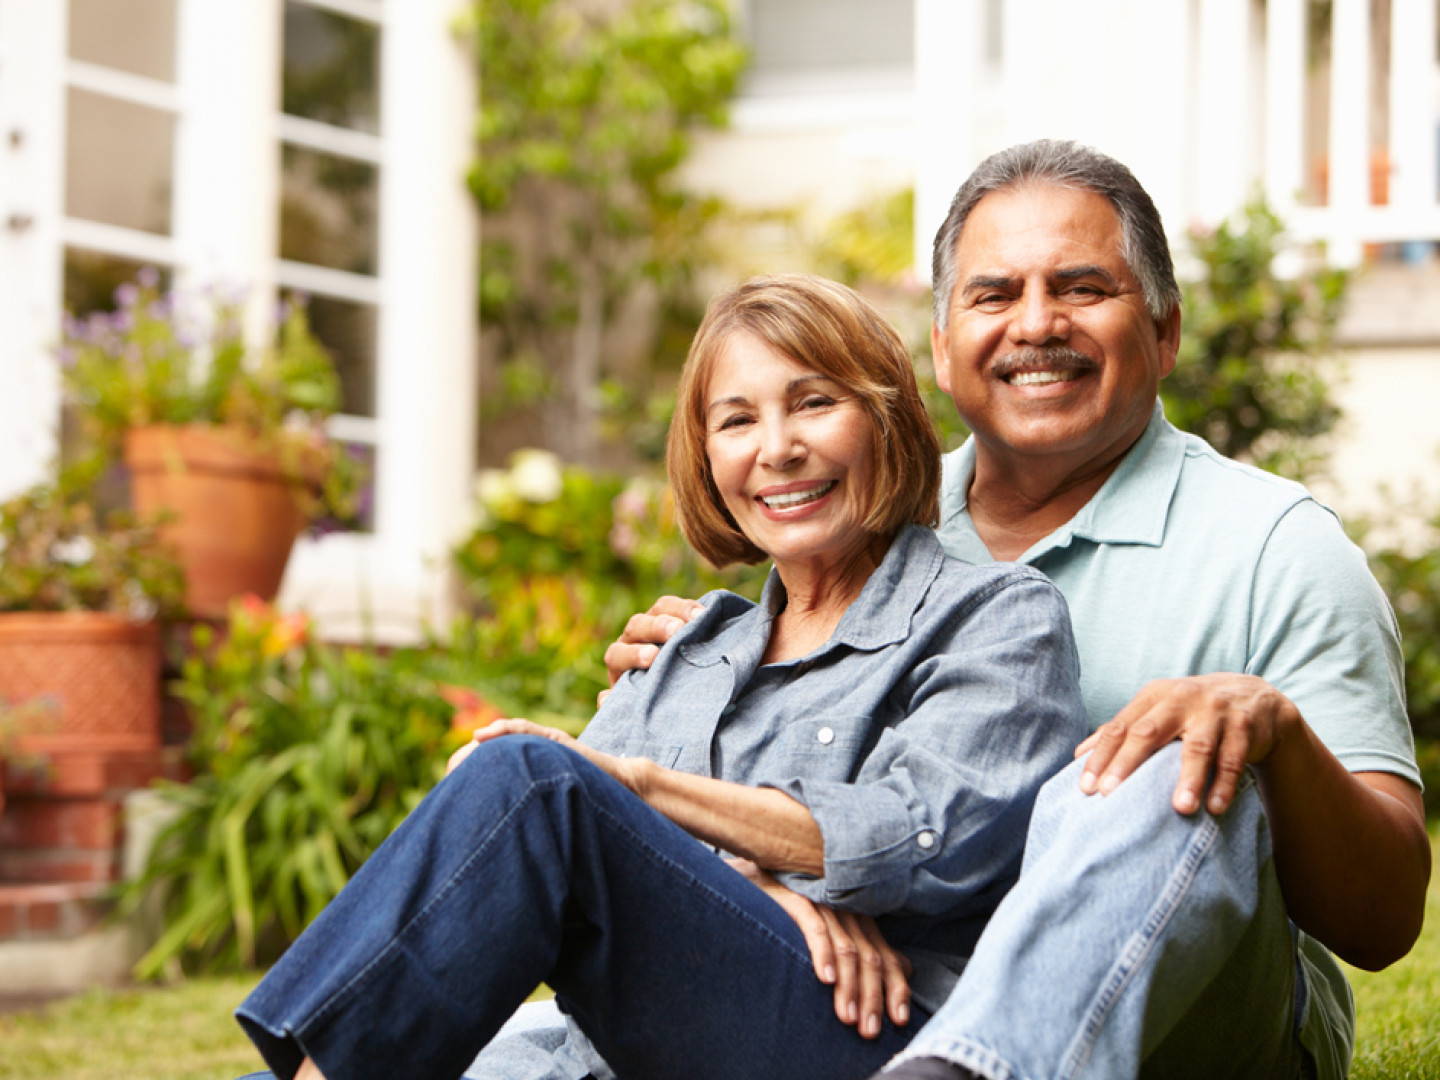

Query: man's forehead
[[955, 185, 1128, 274]]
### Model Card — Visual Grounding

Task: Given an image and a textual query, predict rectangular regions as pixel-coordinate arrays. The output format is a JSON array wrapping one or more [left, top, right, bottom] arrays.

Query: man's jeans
[[235, 735, 926, 1080], [892, 743, 1319, 1080]]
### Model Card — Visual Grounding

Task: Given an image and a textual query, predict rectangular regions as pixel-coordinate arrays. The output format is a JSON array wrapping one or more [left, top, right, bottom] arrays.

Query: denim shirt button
[[916, 831, 937, 850], [816, 726, 835, 745]]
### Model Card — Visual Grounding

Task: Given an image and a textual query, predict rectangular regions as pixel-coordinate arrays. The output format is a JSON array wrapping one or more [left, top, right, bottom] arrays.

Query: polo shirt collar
[[942, 400, 1184, 562]]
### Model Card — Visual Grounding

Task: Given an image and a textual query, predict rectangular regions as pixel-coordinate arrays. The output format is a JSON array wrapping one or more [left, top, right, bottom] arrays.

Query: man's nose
[[1011, 289, 1069, 344]]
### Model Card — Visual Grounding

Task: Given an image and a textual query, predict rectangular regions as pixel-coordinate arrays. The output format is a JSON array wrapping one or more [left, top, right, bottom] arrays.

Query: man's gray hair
[[931, 140, 1182, 329]]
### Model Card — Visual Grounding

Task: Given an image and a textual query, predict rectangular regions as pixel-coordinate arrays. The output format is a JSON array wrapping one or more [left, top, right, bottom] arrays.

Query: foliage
[[0, 478, 183, 617], [1168, 199, 1348, 479], [57, 270, 364, 524], [453, 449, 767, 718], [466, 0, 747, 457], [121, 597, 455, 976], [1363, 508, 1440, 750]]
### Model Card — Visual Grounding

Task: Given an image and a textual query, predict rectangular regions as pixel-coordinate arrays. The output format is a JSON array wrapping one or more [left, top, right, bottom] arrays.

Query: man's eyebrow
[[960, 274, 1015, 294], [1053, 265, 1118, 285]]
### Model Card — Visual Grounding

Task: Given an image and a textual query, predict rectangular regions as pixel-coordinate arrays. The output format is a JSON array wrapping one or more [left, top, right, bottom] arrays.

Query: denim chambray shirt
[[581, 524, 1087, 1002]]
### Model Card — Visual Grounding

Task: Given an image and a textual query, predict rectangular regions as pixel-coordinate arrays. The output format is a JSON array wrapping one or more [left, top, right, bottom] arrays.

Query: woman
[[236, 275, 1087, 1080]]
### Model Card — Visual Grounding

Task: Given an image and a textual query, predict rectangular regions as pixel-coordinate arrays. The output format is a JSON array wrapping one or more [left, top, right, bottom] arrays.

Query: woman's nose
[[757, 417, 804, 470]]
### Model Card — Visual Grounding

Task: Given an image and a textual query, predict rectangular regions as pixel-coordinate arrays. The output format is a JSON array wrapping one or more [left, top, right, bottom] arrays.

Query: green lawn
[[1, 832, 1437, 1079]]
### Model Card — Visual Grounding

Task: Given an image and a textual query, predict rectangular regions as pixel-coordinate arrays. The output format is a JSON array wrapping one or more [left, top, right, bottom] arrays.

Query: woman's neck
[[761, 535, 890, 665]]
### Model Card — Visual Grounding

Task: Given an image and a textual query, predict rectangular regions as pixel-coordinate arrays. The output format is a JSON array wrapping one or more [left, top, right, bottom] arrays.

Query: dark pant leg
[[237, 736, 923, 1080]]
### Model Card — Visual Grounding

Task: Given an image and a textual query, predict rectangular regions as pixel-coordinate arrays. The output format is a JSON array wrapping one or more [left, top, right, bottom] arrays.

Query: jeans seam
[[298, 774, 563, 1039], [1057, 811, 1222, 1079]]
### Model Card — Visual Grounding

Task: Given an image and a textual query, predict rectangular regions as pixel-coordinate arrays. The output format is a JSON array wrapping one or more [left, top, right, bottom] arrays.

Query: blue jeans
[[236, 736, 927, 1080], [892, 743, 1318, 1080]]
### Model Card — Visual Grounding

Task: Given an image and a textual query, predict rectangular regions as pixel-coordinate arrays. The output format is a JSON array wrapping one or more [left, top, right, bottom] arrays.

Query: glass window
[[65, 88, 174, 234], [279, 145, 379, 275], [295, 292, 379, 418], [749, 0, 913, 76], [63, 249, 170, 315], [283, 1, 382, 134], [68, 0, 177, 82]]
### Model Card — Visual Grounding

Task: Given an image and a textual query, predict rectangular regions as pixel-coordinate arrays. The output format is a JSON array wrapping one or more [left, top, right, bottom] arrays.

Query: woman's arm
[[465, 718, 826, 873]]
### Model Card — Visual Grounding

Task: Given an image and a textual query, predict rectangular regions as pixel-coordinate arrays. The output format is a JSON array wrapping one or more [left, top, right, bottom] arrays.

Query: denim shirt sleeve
[[771, 570, 1088, 917]]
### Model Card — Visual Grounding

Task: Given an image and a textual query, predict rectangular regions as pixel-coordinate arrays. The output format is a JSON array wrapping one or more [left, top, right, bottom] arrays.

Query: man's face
[[932, 183, 1180, 483]]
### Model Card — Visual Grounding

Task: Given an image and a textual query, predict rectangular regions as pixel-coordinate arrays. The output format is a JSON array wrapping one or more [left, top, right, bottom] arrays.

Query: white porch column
[[1327, 0, 1370, 265], [172, 0, 282, 336], [1388, 0, 1438, 215], [1194, 0, 1257, 225], [0, 3, 67, 500], [373, 0, 478, 627], [1263, 0, 1306, 215], [913, 0, 982, 285]]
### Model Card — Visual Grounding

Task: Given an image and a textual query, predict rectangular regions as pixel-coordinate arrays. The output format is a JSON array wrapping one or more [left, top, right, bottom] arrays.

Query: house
[[2, 0, 1436, 646]]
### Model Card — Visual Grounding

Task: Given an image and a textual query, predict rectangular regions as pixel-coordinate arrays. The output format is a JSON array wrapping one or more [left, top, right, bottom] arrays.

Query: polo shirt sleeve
[[1247, 499, 1419, 785], [770, 570, 1090, 916]]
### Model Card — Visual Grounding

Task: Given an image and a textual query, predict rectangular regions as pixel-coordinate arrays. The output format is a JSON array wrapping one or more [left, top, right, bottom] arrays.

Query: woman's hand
[[726, 858, 911, 1038], [450, 718, 647, 795]]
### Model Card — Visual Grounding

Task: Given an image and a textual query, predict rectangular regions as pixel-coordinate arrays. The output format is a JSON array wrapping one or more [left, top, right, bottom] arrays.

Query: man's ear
[[1155, 305, 1182, 379], [930, 322, 953, 395]]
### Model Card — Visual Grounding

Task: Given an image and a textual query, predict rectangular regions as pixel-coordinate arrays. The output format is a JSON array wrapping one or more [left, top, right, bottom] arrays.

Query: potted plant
[[57, 270, 364, 618], [0, 478, 185, 755]]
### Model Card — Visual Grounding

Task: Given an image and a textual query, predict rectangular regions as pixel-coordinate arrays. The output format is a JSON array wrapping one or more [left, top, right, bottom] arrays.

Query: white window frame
[[0, 0, 477, 643]]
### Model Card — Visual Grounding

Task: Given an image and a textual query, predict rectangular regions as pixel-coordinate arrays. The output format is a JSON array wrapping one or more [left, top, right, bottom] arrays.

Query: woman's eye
[[717, 414, 752, 431], [800, 396, 834, 410]]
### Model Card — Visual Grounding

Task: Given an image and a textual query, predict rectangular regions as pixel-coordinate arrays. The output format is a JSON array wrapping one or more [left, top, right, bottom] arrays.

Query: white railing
[[914, 0, 1440, 275]]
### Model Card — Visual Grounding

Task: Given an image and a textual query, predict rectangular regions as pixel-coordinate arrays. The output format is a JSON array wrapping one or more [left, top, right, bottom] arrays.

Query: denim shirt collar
[[679, 524, 946, 673], [940, 400, 1184, 565]]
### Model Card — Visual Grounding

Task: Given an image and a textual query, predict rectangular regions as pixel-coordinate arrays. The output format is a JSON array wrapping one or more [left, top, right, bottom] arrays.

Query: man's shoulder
[[1166, 426, 1330, 528]]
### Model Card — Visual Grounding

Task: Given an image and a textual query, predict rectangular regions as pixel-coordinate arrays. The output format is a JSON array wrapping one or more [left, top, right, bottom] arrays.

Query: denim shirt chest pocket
[[759, 711, 878, 784]]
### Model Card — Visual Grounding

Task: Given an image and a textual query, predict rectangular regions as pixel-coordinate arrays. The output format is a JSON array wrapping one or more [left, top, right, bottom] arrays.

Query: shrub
[[122, 598, 456, 976]]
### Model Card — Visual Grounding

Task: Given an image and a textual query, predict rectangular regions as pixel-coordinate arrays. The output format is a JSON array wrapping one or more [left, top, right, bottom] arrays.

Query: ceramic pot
[[0, 613, 161, 754], [124, 425, 308, 619]]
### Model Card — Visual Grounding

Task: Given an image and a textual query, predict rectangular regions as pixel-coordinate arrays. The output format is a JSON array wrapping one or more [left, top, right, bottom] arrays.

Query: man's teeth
[[1009, 369, 1082, 387], [761, 481, 836, 509]]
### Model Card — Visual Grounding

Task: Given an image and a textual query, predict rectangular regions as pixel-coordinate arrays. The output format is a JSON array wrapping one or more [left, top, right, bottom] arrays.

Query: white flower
[[508, 449, 563, 504], [50, 535, 96, 566], [474, 468, 514, 509]]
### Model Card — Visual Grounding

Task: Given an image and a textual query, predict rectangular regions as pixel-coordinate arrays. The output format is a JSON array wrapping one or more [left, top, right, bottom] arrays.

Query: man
[[608, 141, 1428, 1079]]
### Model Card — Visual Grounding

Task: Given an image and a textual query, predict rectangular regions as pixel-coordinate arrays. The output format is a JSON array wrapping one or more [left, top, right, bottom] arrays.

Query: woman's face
[[704, 331, 875, 575]]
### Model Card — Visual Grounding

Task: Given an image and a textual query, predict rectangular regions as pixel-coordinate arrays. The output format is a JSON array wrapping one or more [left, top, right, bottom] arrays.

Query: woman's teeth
[[761, 480, 836, 509]]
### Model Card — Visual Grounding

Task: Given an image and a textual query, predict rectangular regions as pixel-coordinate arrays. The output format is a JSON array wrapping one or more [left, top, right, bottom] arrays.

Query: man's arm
[[600, 596, 704, 700], [1076, 674, 1429, 969]]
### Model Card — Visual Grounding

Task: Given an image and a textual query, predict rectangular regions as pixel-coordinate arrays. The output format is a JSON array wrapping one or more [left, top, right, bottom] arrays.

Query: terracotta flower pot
[[0, 612, 161, 754], [124, 425, 308, 619]]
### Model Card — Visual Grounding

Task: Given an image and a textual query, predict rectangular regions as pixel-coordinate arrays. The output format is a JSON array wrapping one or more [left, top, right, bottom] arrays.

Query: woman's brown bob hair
[[667, 274, 941, 568]]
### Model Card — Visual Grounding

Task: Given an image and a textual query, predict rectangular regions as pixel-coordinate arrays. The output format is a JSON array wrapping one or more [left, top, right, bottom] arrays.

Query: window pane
[[293, 292, 379, 418], [749, 0, 913, 75], [279, 144, 379, 275], [283, 1, 382, 134], [68, 0, 177, 82], [63, 250, 170, 316], [65, 88, 174, 234]]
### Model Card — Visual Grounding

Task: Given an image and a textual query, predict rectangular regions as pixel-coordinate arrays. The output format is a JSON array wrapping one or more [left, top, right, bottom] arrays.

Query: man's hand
[[725, 858, 911, 1038], [1075, 674, 1301, 816], [600, 596, 704, 703]]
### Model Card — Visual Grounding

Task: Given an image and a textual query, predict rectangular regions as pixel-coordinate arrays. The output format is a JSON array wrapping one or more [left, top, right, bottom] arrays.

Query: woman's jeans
[[892, 743, 1320, 1080], [236, 735, 926, 1080]]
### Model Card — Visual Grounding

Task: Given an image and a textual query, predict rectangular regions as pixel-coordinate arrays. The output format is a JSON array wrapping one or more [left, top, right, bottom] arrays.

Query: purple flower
[[114, 283, 140, 309], [137, 266, 161, 289], [56, 346, 78, 369]]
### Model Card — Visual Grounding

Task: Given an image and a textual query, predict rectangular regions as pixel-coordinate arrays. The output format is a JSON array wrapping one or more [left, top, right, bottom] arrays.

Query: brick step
[[0, 882, 113, 942], [0, 797, 124, 851], [0, 848, 119, 884]]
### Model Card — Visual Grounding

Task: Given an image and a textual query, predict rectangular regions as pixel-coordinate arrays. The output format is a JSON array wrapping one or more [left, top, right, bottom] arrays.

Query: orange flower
[[262, 612, 310, 657], [438, 684, 507, 739]]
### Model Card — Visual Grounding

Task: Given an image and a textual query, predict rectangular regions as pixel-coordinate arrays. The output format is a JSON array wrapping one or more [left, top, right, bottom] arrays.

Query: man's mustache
[[992, 346, 1098, 379]]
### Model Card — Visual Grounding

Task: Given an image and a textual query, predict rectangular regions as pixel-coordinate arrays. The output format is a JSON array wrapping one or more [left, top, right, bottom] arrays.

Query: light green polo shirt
[[934, 399, 1419, 1080]]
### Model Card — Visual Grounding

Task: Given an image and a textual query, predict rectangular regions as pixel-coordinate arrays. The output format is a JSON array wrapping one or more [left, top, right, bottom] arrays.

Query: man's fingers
[[603, 641, 661, 687], [1172, 717, 1220, 814], [1204, 717, 1257, 814], [645, 595, 705, 622]]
